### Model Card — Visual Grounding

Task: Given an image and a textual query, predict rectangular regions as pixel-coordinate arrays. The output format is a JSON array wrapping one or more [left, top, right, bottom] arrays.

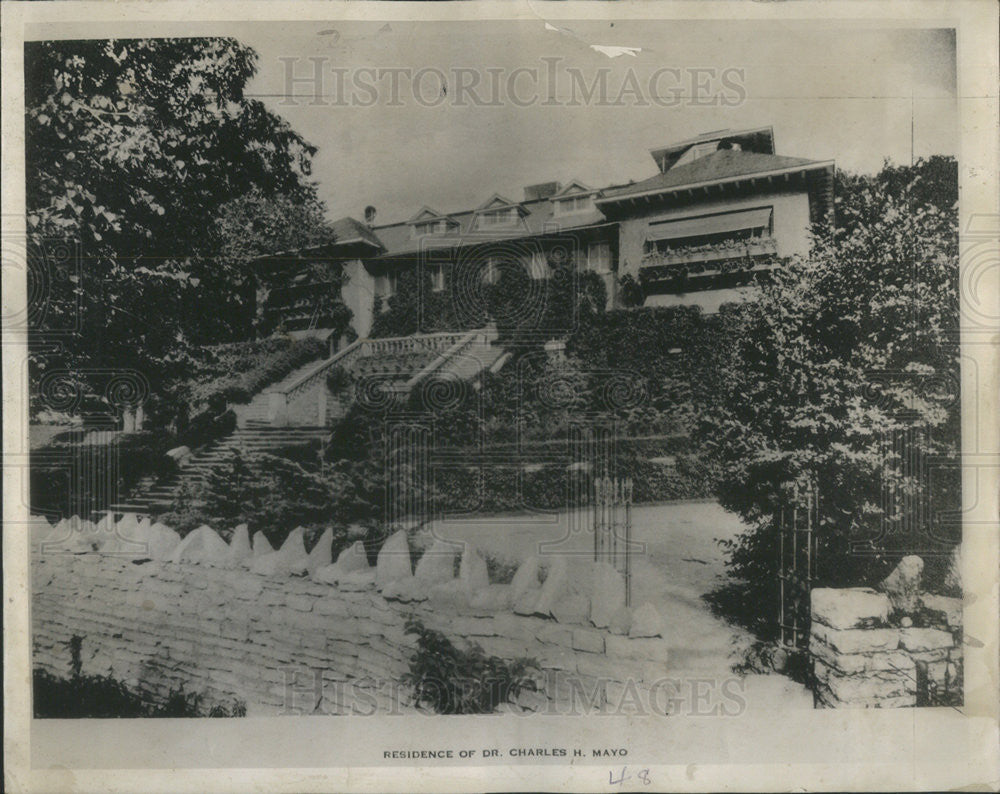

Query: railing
[[360, 331, 471, 358], [266, 338, 368, 426], [640, 236, 778, 271], [400, 326, 497, 394], [263, 328, 496, 426]]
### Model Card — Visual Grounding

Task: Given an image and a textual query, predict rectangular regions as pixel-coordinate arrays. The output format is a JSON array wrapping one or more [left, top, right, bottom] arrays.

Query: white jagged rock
[[510, 556, 541, 601], [252, 531, 275, 557], [459, 544, 490, 592], [375, 530, 412, 590], [534, 557, 570, 617], [145, 522, 182, 561], [552, 593, 590, 624], [168, 525, 230, 566], [223, 524, 253, 568], [305, 528, 334, 576], [251, 527, 309, 576], [414, 539, 458, 583]]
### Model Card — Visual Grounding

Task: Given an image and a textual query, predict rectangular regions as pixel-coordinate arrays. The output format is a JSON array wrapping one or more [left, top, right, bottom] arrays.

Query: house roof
[[369, 194, 614, 259], [649, 126, 776, 170], [597, 149, 833, 204], [329, 216, 385, 250]]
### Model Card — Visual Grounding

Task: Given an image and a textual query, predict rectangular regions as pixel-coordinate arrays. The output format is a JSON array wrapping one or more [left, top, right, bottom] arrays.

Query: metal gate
[[593, 475, 634, 607], [778, 480, 819, 651]]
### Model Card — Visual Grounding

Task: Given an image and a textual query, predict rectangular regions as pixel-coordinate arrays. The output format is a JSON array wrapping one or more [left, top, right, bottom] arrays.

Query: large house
[[256, 126, 834, 342]]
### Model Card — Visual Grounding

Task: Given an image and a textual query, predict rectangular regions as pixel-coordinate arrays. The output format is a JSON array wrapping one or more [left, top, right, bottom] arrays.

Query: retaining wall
[[809, 587, 963, 708], [32, 553, 674, 716]]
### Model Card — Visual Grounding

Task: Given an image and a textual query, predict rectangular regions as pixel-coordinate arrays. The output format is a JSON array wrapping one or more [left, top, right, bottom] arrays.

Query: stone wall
[[32, 551, 673, 717], [809, 586, 963, 708]]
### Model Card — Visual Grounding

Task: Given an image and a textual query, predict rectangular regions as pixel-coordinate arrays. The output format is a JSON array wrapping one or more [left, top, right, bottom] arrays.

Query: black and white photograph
[[3, 2, 998, 791]]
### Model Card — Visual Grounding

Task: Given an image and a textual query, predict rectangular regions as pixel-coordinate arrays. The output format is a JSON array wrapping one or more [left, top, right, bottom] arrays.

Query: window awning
[[645, 207, 772, 242]]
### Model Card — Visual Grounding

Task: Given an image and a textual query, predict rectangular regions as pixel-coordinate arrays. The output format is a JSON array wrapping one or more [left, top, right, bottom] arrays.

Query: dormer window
[[472, 194, 527, 231], [408, 207, 458, 238], [414, 219, 455, 236], [553, 194, 593, 216], [550, 180, 596, 217], [478, 207, 518, 227]]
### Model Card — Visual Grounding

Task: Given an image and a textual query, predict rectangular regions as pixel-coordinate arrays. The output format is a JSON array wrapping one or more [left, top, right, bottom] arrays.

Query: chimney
[[523, 181, 561, 202], [364, 205, 377, 226]]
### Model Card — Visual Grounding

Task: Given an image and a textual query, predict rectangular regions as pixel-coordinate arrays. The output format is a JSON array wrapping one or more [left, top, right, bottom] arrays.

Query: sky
[[232, 21, 957, 226]]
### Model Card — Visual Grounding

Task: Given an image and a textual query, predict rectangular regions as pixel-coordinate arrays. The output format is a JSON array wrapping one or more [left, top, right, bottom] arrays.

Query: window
[[587, 242, 612, 273], [414, 219, 454, 237], [430, 265, 445, 292], [476, 207, 517, 229], [381, 271, 398, 298], [554, 194, 593, 216], [482, 257, 498, 285]]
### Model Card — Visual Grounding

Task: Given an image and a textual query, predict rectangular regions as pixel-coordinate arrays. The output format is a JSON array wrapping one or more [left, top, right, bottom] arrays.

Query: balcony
[[640, 236, 779, 282]]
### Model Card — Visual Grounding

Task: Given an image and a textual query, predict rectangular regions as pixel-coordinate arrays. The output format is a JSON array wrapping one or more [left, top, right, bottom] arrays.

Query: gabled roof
[[597, 149, 833, 205], [475, 193, 527, 213], [552, 180, 595, 198], [407, 206, 458, 225]]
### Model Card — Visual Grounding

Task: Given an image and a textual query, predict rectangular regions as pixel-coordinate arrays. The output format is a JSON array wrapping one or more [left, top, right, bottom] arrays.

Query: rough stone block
[[589, 562, 625, 629], [899, 627, 954, 652], [811, 587, 890, 630], [338, 569, 376, 592], [571, 629, 605, 654], [629, 602, 664, 638], [286, 594, 315, 612], [810, 624, 901, 655], [919, 594, 962, 628], [605, 635, 670, 662], [608, 606, 631, 636], [469, 584, 513, 611], [823, 668, 914, 703], [551, 594, 590, 625], [513, 588, 542, 616]]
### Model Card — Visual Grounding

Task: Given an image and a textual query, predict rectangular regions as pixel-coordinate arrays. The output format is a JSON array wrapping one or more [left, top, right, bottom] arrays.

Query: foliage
[[402, 619, 538, 714], [179, 448, 356, 547], [186, 336, 327, 406], [34, 636, 246, 717], [696, 157, 960, 633], [618, 273, 644, 308], [370, 255, 608, 343], [30, 430, 177, 518], [25, 37, 324, 416], [177, 407, 237, 450], [326, 364, 351, 394]]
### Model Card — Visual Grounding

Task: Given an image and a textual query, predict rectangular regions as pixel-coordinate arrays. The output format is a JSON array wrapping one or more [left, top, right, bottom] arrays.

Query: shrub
[[177, 407, 236, 450], [402, 619, 538, 714], [30, 430, 178, 518], [697, 157, 961, 635], [187, 336, 327, 407]]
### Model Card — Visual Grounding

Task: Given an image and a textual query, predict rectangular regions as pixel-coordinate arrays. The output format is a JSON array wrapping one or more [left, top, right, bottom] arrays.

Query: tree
[[697, 157, 960, 635], [25, 38, 324, 417]]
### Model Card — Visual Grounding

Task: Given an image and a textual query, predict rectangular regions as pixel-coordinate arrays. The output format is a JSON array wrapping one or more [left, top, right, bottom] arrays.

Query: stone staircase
[[112, 327, 508, 516], [108, 424, 330, 514]]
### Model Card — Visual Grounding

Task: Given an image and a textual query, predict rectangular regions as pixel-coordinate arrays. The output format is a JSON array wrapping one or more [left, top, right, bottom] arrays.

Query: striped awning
[[646, 207, 772, 242]]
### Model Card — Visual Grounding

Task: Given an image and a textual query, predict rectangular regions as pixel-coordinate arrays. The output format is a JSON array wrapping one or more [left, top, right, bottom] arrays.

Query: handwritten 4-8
[[609, 766, 651, 786]]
